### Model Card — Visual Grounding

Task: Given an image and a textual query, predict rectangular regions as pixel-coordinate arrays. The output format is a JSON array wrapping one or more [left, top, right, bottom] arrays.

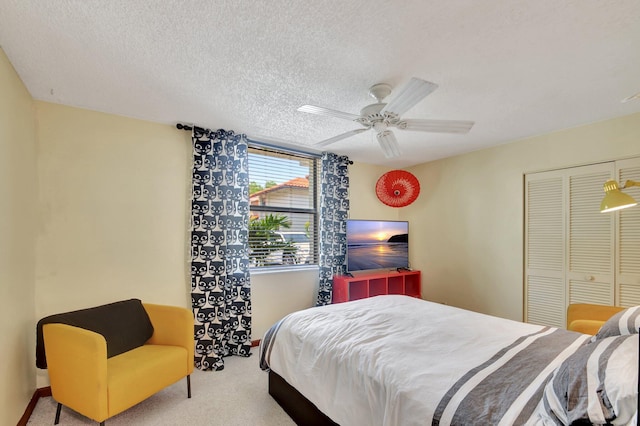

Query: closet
[[524, 157, 640, 328]]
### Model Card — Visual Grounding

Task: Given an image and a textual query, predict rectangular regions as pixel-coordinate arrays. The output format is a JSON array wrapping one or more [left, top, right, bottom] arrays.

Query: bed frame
[[268, 370, 337, 426]]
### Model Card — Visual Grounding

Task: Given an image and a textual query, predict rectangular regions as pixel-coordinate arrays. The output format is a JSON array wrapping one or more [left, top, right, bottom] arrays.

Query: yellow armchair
[[43, 302, 194, 425], [566, 303, 625, 335]]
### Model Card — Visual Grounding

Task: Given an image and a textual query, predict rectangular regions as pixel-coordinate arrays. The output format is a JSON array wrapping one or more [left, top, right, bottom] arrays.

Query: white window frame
[[247, 143, 319, 271]]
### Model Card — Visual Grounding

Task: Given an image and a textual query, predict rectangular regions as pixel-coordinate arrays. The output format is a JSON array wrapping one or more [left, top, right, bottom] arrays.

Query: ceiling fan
[[298, 78, 474, 158]]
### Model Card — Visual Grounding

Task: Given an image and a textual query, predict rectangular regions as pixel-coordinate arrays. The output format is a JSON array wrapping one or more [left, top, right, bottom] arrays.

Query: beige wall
[[0, 49, 38, 425], [251, 267, 319, 338], [251, 162, 395, 338], [348, 162, 401, 221], [403, 113, 640, 321], [35, 103, 192, 316], [32, 103, 394, 381], [34, 103, 193, 385]]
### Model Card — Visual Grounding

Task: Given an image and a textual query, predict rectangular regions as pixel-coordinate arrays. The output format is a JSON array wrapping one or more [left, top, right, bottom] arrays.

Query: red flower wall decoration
[[375, 170, 421, 207]]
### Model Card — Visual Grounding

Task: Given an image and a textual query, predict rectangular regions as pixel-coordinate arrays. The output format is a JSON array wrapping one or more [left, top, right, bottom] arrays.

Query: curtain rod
[[176, 123, 353, 164], [176, 123, 203, 132]]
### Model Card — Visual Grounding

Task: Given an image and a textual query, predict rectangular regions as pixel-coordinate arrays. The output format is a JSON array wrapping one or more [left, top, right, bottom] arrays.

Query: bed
[[259, 295, 638, 426]]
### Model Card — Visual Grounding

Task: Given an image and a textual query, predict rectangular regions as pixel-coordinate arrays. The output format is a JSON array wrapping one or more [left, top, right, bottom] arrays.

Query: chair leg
[[99, 422, 105, 426], [54, 403, 62, 424], [187, 374, 191, 398]]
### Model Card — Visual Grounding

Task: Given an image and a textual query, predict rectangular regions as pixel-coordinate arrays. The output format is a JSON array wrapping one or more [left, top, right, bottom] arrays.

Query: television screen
[[346, 219, 409, 272]]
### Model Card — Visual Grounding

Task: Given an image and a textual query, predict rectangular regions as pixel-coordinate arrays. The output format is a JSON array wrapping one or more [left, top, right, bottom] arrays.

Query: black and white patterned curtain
[[190, 127, 251, 371], [316, 152, 350, 306]]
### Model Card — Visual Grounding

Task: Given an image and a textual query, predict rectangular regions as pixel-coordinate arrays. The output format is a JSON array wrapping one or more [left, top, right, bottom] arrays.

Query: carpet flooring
[[27, 353, 296, 425]]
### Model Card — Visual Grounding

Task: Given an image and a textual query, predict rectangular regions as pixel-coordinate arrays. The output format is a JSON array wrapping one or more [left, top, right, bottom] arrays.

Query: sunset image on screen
[[347, 220, 407, 244], [346, 220, 409, 272]]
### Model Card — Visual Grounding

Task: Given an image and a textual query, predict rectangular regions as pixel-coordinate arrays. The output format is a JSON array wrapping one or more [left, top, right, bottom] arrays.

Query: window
[[248, 145, 319, 269]]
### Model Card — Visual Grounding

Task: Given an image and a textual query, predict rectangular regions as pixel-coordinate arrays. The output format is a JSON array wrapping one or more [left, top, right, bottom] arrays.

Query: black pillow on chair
[[36, 298, 154, 368]]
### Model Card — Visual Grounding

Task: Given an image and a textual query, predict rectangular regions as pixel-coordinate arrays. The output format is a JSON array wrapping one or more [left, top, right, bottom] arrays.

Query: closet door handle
[[585, 275, 595, 281]]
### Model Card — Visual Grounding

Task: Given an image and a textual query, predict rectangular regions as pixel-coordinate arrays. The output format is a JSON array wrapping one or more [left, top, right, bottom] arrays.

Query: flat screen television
[[346, 219, 409, 272]]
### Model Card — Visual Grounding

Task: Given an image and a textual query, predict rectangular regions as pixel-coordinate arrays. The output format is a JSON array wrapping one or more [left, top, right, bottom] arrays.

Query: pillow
[[542, 334, 637, 425], [593, 306, 640, 341], [36, 299, 154, 368]]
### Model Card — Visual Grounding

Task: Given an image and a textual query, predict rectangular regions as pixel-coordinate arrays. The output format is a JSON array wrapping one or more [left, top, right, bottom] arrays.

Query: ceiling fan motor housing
[[358, 102, 401, 129], [360, 102, 385, 118]]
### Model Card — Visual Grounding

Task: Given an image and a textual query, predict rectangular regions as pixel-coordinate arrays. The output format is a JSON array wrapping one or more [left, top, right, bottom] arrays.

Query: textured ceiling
[[1, 1, 639, 166]]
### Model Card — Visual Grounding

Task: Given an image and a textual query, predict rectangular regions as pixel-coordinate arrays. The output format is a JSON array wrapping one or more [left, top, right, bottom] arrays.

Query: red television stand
[[332, 270, 421, 303]]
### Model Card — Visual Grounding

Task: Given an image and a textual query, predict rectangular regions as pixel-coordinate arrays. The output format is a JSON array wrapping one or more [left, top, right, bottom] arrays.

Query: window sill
[[250, 264, 319, 275]]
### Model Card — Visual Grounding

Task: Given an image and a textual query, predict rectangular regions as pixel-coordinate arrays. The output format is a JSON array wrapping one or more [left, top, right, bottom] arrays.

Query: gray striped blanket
[[432, 328, 589, 425]]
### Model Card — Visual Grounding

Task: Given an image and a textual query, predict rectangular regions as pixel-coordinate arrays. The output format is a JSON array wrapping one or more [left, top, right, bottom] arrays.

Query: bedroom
[[1, 2, 640, 425]]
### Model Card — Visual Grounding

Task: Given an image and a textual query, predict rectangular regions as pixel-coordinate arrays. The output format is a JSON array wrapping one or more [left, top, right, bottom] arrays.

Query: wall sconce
[[600, 179, 640, 213]]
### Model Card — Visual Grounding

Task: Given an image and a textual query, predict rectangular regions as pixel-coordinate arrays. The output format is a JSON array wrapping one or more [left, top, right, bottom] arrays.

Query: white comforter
[[261, 295, 589, 426]]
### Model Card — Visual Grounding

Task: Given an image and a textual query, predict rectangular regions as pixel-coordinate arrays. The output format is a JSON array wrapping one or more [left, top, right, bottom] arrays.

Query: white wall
[[403, 113, 640, 321], [0, 48, 38, 425]]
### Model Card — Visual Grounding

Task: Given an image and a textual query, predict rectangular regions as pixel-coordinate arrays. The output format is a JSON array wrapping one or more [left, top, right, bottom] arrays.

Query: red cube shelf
[[332, 270, 421, 303]]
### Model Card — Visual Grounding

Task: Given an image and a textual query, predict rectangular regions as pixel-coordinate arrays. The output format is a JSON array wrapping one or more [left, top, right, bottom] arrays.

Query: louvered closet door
[[525, 170, 565, 328], [616, 158, 640, 307], [566, 163, 615, 306]]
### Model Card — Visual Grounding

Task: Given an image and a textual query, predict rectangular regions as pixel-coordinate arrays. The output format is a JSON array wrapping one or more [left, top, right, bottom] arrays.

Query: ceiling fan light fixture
[[377, 131, 401, 159], [373, 121, 388, 132]]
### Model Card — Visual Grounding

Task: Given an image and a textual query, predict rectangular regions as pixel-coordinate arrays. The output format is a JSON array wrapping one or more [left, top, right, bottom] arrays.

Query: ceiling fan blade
[[380, 78, 438, 117], [399, 119, 474, 134], [314, 128, 369, 147], [298, 105, 361, 122], [377, 130, 401, 159]]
